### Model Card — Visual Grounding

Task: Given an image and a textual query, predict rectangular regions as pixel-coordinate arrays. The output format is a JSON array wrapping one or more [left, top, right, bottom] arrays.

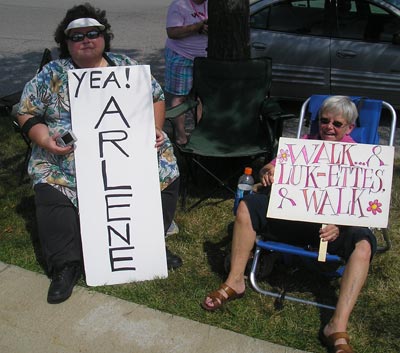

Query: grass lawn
[[1, 112, 399, 353]]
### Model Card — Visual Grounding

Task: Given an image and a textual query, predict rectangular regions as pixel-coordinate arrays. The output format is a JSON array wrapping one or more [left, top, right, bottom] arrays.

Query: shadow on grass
[[203, 234, 233, 280], [262, 263, 339, 330]]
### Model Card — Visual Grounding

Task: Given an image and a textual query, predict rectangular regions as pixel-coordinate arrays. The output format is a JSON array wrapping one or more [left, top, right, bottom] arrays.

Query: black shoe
[[166, 248, 182, 270], [47, 263, 81, 304]]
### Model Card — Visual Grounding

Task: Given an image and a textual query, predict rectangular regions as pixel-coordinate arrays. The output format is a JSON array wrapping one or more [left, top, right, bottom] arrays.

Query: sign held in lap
[[267, 137, 394, 228], [68, 65, 167, 286]]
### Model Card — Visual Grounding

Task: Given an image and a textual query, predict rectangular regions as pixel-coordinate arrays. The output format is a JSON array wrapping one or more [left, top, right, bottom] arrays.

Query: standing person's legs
[[34, 183, 82, 304], [161, 178, 180, 235], [171, 95, 188, 145], [160, 178, 182, 270], [164, 47, 194, 145]]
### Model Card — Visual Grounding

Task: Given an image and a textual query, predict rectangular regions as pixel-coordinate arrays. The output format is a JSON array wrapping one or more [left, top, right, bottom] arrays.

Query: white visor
[[64, 18, 105, 35]]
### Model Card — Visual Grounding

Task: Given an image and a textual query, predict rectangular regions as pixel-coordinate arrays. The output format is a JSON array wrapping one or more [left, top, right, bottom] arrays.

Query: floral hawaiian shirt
[[18, 52, 179, 207]]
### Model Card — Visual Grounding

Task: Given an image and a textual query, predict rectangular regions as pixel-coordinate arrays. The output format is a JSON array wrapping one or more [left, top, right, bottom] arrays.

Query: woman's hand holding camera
[[48, 134, 74, 155]]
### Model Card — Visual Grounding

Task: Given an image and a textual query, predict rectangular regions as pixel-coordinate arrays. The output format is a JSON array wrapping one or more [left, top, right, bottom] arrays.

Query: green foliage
[[1, 114, 399, 353]]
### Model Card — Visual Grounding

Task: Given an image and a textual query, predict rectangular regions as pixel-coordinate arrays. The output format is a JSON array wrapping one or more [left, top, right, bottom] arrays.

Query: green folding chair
[[166, 57, 294, 211]]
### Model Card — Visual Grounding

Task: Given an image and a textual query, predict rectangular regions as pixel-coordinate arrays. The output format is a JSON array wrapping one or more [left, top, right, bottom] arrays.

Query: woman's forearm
[[167, 22, 204, 39]]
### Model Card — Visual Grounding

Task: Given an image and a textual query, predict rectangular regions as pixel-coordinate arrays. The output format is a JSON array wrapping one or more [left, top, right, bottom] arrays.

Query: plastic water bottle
[[233, 167, 254, 215]]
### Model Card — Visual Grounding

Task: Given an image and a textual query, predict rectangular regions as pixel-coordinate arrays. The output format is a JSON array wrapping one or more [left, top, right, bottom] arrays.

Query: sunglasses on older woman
[[67, 30, 103, 42], [319, 117, 348, 129]]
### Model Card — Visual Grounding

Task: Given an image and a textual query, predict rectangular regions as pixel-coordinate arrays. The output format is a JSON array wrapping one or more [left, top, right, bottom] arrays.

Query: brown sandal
[[320, 331, 354, 353], [201, 283, 245, 311]]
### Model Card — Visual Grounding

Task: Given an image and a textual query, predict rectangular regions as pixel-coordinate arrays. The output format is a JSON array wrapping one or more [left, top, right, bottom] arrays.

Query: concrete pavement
[[0, 261, 310, 353]]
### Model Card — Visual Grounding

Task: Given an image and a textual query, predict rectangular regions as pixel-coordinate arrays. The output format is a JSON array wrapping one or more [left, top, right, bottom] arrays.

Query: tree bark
[[207, 0, 250, 60]]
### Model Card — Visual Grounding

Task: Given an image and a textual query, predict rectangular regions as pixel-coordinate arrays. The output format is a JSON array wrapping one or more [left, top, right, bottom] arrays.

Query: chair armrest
[[165, 99, 198, 120], [260, 98, 297, 150], [0, 91, 22, 114], [260, 98, 296, 122]]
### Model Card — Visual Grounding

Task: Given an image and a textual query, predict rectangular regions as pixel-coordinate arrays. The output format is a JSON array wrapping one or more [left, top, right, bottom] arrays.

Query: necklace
[[189, 0, 207, 20]]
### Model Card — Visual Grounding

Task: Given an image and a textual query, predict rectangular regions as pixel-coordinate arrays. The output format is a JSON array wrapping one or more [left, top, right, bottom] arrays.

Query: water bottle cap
[[244, 167, 252, 175]]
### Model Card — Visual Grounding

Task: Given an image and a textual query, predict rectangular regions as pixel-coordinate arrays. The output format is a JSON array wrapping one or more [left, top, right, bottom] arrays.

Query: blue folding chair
[[249, 95, 397, 310]]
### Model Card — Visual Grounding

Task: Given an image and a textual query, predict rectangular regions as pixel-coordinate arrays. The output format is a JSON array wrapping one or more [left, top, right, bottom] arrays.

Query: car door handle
[[251, 42, 267, 50], [336, 50, 357, 59]]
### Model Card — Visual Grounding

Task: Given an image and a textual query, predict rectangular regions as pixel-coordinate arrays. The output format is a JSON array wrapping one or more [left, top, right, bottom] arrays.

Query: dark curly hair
[[54, 3, 114, 59]]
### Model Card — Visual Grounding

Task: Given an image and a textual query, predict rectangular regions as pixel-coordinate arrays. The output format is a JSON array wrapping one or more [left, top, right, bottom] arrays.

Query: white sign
[[68, 65, 167, 286], [267, 137, 394, 228]]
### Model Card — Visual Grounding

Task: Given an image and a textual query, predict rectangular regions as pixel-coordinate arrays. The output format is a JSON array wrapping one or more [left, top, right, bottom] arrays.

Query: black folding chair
[[166, 57, 294, 211], [1, 48, 53, 181]]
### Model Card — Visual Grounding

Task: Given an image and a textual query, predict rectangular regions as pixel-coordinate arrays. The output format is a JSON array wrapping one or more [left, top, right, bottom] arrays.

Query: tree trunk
[[207, 0, 250, 60]]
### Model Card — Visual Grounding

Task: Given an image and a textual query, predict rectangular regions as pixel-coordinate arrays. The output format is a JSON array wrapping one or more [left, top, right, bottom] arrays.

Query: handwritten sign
[[68, 66, 167, 286], [267, 137, 394, 228]]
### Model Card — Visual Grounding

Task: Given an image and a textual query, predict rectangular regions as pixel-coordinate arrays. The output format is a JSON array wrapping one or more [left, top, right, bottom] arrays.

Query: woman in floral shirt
[[17, 3, 182, 304]]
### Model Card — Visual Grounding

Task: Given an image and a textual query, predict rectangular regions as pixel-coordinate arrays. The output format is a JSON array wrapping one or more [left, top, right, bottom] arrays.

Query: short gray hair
[[319, 96, 358, 124]]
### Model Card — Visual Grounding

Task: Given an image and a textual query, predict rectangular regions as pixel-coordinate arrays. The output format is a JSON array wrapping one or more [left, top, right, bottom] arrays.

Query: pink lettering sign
[[267, 137, 394, 228]]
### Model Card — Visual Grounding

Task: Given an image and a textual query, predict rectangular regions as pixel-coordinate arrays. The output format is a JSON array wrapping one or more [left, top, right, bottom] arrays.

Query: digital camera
[[56, 130, 77, 147]]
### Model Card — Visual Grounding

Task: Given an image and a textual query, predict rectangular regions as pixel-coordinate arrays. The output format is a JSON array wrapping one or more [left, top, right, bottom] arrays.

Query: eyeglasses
[[319, 117, 347, 129], [67, 30, 103, 42]]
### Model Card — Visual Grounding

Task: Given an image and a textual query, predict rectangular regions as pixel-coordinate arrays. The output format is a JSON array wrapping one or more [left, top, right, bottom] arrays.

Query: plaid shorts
[[164, 47, 193, 96]]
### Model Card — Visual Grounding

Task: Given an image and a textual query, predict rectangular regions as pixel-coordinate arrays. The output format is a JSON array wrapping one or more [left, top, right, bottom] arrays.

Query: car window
[[250, 0, 328, 36], [334, 0, 400, 42]]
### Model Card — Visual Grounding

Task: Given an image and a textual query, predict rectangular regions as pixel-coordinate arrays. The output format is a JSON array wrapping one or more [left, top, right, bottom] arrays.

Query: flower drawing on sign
[[278, 149, 289, 163], [367, 199, 382, 215]]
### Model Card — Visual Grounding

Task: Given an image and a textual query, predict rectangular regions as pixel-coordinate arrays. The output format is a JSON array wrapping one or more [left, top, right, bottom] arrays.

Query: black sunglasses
[[319, 117, 347, 129], [67, 30, 103, 42]]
